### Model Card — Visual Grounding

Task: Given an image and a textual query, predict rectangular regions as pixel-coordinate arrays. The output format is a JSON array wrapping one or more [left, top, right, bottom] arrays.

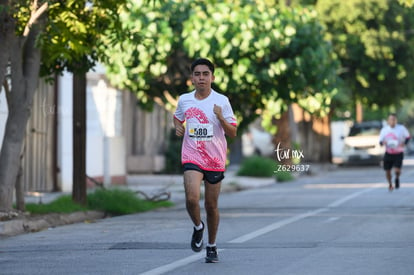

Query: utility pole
[[72, 72, 87, 205], [356, 100, 363, 123]]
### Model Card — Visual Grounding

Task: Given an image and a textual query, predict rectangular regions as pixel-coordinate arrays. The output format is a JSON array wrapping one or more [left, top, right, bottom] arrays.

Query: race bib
[[387, 139, 398, 149], [188, 123, 213, 141]]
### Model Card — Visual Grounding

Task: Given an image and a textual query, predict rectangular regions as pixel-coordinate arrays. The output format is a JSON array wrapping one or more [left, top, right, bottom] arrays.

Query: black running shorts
[[383, 152, 404, 170], [183, 163, 225, 184]]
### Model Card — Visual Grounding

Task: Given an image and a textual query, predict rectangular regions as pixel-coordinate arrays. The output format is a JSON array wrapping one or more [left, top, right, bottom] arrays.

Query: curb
[[0, 211, 105, 237], [0, 177, 277, 238], [2, 167, 325, 238]]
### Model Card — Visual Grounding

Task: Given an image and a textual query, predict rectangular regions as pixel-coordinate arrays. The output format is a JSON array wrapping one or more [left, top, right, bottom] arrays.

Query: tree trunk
[[272, 109, 293, 165], [0, 1, 12, 89], [356, 100, 363, 123], [0, 85, 35, 211], [15, 158, 25, 211], [292, 104, 332, 163], [0, 23, 42, 212], [72, 72, 87, 205]]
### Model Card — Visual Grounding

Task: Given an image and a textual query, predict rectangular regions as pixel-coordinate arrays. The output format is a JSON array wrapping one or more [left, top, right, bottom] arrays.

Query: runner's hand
[[213, 104, 223, 119], [175, 124, 185, 137]]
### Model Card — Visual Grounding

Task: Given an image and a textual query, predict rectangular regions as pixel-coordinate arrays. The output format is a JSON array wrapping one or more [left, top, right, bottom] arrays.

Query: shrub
[[87, 188, 173, 215], [25, 188, 174, 216], [237, 156, 276, 177], [25, 196, 88, 214], [274, 169, 295, 182]]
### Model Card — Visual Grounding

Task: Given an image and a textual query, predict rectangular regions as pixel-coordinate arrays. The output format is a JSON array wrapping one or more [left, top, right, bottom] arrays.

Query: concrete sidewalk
[[0, 163, 334, 237], [22, 165, 278, 205], [126, 165, 278, 204]]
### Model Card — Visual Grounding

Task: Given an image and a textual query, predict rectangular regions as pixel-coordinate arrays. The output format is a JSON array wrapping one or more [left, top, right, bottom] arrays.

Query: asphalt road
[[1, 158, 414, 275]]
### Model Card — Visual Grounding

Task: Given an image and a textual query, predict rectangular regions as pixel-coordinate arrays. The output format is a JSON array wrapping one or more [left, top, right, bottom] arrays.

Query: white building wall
[[0, 89, 7, 147], [0, 65, 126, 193], [87, 65, 125, 186], [57, 72, 74, 192], [58, 66, 126, 192]]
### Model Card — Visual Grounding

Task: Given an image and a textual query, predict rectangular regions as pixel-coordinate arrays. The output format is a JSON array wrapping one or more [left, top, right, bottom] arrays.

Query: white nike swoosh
[[195, 240, 203, 247]]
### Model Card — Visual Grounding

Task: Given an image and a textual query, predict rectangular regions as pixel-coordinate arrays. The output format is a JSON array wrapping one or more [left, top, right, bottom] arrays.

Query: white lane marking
[[140, 249, 224, 275], [228, 208, 328, 243], [140, 185, 381, 274], [139, 252, 208, 275], [304, 182, 394, 189], [229, 184, 382, 244], [327, 184, 382, 207], [324, 217, 340, 223]]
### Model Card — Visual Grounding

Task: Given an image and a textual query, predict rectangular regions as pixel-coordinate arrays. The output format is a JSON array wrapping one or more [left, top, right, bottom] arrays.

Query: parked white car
[[340, 121, 385, 165], [242, 127, 275, 157]]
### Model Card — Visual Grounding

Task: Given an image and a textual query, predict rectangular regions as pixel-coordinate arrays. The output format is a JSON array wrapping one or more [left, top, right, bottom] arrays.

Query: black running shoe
[[395, 177, 400, 189], [191, 221, 204, 252], [205, 246, 219, 263]]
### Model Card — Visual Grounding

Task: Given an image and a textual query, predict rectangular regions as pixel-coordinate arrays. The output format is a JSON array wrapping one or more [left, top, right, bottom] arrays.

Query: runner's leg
[[394, 167, 401, 189], [385, 169, 392, 186], [204, 180, 221, 245], [393, 153, 403, 189], [184, 170, 204, 227], [383, 154, 393, 190], [394, 167, 401, 178]]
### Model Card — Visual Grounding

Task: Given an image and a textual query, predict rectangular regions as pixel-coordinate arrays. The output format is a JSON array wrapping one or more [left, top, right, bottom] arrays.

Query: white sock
[[194, 223, 203, 230], [207, 243, 216, 247]]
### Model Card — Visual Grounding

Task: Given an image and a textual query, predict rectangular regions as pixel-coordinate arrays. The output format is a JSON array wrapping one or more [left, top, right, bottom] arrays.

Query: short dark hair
[[191, 58, 215, 74]]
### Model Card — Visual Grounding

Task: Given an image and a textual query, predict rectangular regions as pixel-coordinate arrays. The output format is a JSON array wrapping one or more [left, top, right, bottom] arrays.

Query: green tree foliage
[[398, 0, 414, 7], [0, 0, 127, 212], [317, 0, 414, 113], [39, 0, 127, 76], [103, 0, 339, 130]]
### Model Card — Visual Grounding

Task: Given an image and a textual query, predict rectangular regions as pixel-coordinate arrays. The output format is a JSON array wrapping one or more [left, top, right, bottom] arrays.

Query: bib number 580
[[194, 128, 208, 136]]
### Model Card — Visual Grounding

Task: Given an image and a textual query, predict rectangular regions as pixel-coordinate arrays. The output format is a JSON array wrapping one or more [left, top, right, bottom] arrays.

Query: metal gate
[[22, 80, 56, 192]]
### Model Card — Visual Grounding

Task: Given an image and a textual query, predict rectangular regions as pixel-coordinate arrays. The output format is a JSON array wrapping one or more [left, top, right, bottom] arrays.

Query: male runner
[[173, 58, 237, 263], [379, 113, 411, 191]]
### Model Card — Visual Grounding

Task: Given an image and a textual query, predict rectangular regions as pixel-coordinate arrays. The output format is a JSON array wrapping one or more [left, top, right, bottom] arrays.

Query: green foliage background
[[101, 0, 339, 130], [317, 0, 414, 120]]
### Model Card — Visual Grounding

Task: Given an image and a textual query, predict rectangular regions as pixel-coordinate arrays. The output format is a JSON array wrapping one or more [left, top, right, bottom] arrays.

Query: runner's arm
[[214, 104, 237, 138], [174, 117, 185, 137], [219, 118, 237, 138]]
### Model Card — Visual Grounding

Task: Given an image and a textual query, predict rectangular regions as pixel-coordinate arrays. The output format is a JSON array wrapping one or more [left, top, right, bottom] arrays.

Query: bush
[[25, 188, 174, 216], [274, 170, 295, 182], [237, 156, 276, 177], [25, 196, 88, 214], [87, 188, 173, 215]]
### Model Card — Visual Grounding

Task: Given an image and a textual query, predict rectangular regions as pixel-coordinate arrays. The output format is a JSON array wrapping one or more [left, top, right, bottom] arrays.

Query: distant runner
[[379, 113, 411, 191]]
